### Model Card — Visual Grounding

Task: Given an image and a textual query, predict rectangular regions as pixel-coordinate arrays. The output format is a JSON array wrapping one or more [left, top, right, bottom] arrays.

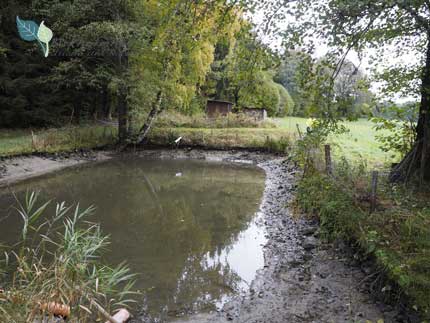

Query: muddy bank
[[0, 151, 112, 188], [126, 150, 406, 323]]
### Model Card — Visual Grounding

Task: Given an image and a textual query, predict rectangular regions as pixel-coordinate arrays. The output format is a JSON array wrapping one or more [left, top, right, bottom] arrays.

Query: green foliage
[[0, 192, 136, 322], [204, 21, 292, 117], [0, 0, 133, 127], [295, 163, 430, 318], [372, 103, 418, 158], [276, 83, 295, 116], [274, 51, 307, 116], [238, 71, 280, 116], [147, 127, 292, 151], [296, 173, 364, 240], [293, 118, 347, 173]]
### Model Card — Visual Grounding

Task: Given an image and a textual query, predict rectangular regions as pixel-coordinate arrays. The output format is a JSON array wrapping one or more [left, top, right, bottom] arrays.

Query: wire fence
[[313, 143, 392, 214]]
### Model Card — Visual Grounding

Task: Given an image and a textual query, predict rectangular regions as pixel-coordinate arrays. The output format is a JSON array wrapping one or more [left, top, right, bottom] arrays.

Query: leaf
[[16, 16, 39, 42], [37, 21, 53, 57], [37, 21, 53, 43]]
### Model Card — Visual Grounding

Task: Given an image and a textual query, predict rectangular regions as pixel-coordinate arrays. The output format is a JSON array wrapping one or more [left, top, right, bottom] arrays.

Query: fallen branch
[[89, 299, 120, 323]]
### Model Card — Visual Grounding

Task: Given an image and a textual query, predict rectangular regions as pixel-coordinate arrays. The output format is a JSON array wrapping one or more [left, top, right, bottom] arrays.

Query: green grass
[[0, 126, 117, 157], [274, 117, 395, 167]]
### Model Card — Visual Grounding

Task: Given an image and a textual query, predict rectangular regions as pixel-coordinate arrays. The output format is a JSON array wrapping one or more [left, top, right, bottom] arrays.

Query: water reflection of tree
[[0, 158, 265, 321]]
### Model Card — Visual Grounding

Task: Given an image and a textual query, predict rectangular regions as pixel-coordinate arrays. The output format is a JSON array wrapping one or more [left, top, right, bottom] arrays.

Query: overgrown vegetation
[[0, 192, 136, 322], [371, 103, 418, 160], [293, 125, 430, 319], [295, 168, 430, 319]]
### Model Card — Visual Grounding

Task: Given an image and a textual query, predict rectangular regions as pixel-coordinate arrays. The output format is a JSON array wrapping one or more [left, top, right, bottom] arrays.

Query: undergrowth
[[292, 120, 430, 320], [295, 167, 430, 319]]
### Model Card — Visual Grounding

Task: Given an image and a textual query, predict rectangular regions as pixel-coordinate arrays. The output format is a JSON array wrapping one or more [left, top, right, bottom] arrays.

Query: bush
[[296, 173, 364, 240]]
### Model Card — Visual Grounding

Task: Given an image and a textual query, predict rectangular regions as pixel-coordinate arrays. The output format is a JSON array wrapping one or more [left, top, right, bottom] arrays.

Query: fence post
[[324, 144, 332, 175], [296, 124, 303, 139], [370, 171, 379, 213]]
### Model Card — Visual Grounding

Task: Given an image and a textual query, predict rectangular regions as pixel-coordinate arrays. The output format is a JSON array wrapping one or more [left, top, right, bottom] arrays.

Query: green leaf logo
[[16, 16, 53, 57], [37, 21, 53, 57]]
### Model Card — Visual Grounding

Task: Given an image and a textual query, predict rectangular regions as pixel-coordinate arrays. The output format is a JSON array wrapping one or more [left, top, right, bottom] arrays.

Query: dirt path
[[164, 155, 403, 323]]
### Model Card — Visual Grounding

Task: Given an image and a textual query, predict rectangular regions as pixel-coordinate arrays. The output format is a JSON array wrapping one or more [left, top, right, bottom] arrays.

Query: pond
[[0, 157, 266, 321]]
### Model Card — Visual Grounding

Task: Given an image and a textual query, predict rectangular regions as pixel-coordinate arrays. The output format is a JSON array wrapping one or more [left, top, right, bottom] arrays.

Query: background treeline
[[0, 0, 374, 131]]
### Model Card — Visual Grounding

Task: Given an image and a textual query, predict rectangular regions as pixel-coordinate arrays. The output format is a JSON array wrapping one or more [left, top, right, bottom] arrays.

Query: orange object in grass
[[40, 302, 71, 318]]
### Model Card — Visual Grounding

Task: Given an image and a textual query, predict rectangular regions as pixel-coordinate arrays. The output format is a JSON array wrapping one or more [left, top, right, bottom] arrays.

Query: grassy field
[[275, 117, 395, 167], [0, 117, 392, 167]]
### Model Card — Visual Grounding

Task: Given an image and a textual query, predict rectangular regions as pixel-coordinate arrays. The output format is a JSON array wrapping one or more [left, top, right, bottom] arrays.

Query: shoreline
[[0, 151, 113, 188]]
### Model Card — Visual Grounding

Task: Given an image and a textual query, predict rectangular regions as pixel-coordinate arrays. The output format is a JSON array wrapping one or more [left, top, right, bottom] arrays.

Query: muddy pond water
[[0, 157, 266, 321]]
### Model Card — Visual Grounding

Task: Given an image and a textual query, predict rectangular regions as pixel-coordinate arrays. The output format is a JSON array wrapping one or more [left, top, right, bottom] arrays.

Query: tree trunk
[[116, 50, 129, 144], [117, 88, 128, 144], [390, 31, 430, 183], [136, 91, 163, 144], [92, 92, 98, 121], [73, 96, 81, 125], [101, 85, 111, 120]]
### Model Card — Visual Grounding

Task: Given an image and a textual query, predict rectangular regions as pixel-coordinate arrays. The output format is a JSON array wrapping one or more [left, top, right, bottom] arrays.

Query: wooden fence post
[[324, 144, 332, 175], [296, 124, 303, 139], [370, 171, 379, 213]]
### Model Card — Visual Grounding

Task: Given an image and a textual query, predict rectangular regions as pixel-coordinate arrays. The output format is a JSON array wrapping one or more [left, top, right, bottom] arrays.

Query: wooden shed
[[242, 107, 267, 121], [206, 100, 233, 118]]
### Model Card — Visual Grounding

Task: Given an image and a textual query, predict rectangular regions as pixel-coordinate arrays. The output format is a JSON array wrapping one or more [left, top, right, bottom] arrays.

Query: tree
[[275, 51, 311, 116], [259, 0, 430, 183], [333, 60, 373, 119], [0, 0, 133, 129], [204, 20, 293, 116], [130, 0, 244, 145]]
